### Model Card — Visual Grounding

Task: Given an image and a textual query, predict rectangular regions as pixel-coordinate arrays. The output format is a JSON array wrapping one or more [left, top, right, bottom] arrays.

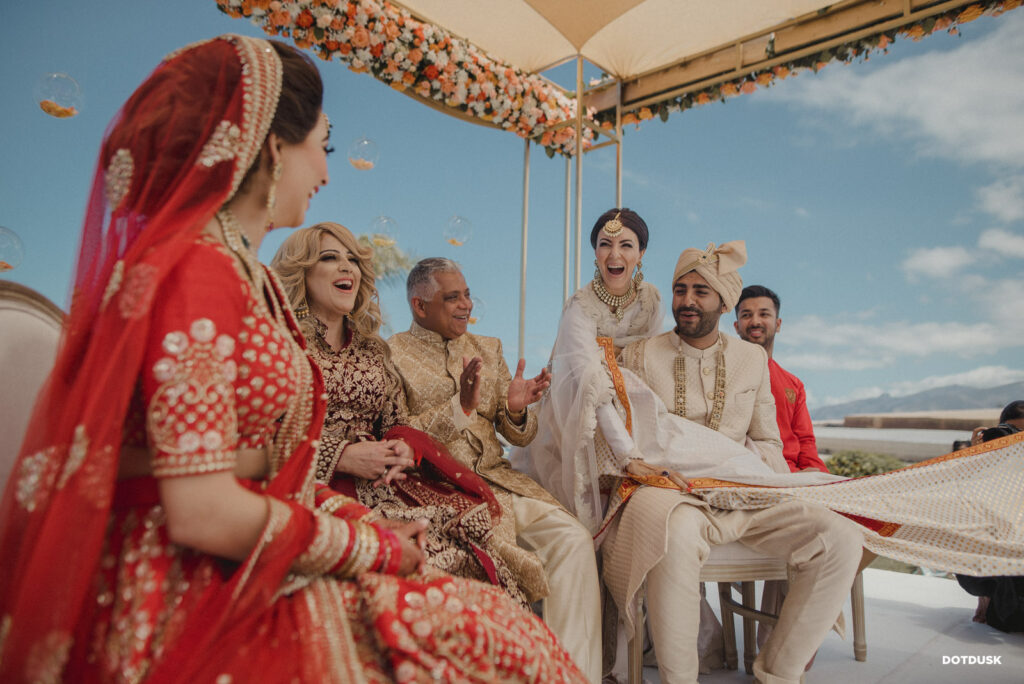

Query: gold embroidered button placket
[[672, 345, 727, 432]]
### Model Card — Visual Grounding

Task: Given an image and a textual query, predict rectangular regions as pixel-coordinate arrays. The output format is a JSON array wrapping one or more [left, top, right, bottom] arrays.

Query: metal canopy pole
[[518, 139, 530, 360], [574, 55, 584, 290], [563, 155, 572, 301], [615, 82, 623, 207]]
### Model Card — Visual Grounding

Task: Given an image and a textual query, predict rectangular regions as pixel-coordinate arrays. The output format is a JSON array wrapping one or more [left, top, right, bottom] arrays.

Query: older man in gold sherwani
[[600, 242, 862, 684], [389, 258, 602, 683]]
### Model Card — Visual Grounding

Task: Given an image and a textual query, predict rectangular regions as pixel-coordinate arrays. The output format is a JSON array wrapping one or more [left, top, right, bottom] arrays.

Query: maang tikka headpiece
[[602, 212, 624, 238]]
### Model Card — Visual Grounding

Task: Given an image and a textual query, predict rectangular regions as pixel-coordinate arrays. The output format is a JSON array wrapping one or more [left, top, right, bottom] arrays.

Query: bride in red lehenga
[[0, 35, 585, 684]]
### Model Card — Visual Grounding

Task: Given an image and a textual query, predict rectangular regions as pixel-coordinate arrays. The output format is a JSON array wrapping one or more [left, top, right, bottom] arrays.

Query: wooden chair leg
[[628, 590, 644, 684], [741, 582, 757, 675], [852, 571, 867, 662], [718, 582, 739, 670]]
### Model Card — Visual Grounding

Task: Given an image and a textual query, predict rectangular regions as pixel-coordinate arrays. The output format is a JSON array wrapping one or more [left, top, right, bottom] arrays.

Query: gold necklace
[[217, 208, 269, 296], [591, 276, 636, 321], [672, 338, 726, 431]]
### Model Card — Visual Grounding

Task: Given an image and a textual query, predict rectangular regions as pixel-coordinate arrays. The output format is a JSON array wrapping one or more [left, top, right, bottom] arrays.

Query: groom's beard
[[673, 306, 720, 340]]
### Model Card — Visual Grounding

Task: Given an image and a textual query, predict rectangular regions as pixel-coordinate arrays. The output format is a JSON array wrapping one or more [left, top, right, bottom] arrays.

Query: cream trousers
[[513, 493, 603, 684], [627, 491, 862, 684]]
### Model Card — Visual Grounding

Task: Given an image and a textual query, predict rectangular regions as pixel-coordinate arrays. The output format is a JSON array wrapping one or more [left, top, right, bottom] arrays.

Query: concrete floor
[[640, 568, 1024, 684]]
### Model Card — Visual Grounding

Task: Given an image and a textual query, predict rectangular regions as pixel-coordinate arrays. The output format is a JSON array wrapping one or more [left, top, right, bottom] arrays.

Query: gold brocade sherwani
[[622, 330, 786, 471], [389, 323, 561, 507], [390, 322, 603, 683]]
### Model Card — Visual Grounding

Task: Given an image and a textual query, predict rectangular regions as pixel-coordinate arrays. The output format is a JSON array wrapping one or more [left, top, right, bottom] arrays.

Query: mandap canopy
[[218, 0, 1021, 354]]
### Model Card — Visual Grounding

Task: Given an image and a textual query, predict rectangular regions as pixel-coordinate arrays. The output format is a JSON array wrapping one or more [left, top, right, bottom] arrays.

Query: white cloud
[[976, 176, 1024, 222], [979, 227, 1024, 257], [767, 12, 1024, 169], [795, 207, 809, 218], [781, 314, 1016, 362], [885, 365, 1024, 396], [902, 245, 976, 279], [810, 365, 1024, 409]]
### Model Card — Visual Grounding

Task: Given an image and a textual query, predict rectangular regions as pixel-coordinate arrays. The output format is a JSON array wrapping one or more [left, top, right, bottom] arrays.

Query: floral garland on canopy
[[593, 0, 1022, 132], [216, 0, 591, 156]]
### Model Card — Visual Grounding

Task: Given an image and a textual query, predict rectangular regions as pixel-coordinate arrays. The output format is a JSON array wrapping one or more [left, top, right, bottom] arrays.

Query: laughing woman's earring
[[266, 160, 283, 230], [593, 258, 601, 280], [633, 260, 644, 286], [294, 302, 310, 320]]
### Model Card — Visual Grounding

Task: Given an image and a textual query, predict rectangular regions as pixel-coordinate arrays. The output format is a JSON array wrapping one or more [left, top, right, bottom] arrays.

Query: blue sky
[[2, 1, 1022, 409]]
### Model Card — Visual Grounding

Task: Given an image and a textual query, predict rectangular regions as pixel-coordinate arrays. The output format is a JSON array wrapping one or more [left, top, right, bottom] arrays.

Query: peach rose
[[740, 81, 757, 94], [695, 92, 711, 105], [638, 107, 653, 120], [756, 72, 773, 86], [408, 48, 423, 63], [384, 21, 400, 40], [351, 26, 371, 48], [772, 65, 790, 79], [720, 82, 738, 97]]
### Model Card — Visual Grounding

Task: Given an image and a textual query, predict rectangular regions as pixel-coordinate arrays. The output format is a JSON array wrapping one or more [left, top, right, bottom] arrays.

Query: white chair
[[628, 541, 866, 681], [0, 281, 64, 489]]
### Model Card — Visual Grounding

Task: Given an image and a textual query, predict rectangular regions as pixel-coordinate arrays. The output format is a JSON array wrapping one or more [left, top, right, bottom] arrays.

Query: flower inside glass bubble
[[35, 72, 82, 118], [368, 215, 398, 247], [444, 215, 473, 247], [348, 137, 378, 170], [0, 226, 25, 272]]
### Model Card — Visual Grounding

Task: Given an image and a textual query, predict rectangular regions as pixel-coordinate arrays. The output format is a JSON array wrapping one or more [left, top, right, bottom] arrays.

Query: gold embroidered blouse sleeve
[[142, 251, 247, 478]]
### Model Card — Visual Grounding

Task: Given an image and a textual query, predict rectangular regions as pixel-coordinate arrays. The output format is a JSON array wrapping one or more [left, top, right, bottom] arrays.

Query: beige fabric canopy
[[395, 0, 837, 78]]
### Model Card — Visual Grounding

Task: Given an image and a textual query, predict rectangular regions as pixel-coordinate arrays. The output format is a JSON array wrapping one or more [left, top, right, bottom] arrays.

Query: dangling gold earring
[[633, 260, 644, 286], [266, 160, 283, 230], [593, 258, 601, 281], [294, 302, 310, 320]]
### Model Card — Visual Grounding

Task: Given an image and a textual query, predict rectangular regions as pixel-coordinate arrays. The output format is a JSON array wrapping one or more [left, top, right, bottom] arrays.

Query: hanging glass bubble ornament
[[444, 215, 473, 247], [0, 226, 25, 272], [348, 137, 378, 170], [368, 216, 398, 248], [469, 296, 486, 326], [35, 72, 82, 119]]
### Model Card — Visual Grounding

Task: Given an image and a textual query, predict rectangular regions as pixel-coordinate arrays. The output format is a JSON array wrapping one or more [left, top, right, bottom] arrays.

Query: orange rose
[[740, 81, 757, 94], [339, 43, 352, 55], [756, 72, 773, 86], [878, 35, 891, 49], [371, 43, 384, 58], [325, 40, 340, 52], [720, 82, 738, 97], [270, 9, 290, 27], [933, 17, 953, 31], [424, 64, 440, 80], [622, 112, 638, 125], [384, 21, 400, 40], [541, 130, 554, 146], [351, 26, 371, 48], [695, 92, 711, 105], [390, 81, 408, 92], [296, 10, 314, 28], [403, 72, 415, 84], [252, 0, 271, 9], [330, 17, 346, 30], [772, 65, 790, 79], [600, 120, 613, 129], [638, 107, 653, 120], [408, 48, 423, 63], [957, 4, 984, 23], [901, 25, 925, 40]]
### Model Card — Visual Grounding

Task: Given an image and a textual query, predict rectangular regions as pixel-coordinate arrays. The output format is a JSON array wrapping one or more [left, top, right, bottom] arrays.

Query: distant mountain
[[811, 381, 1024, 421]]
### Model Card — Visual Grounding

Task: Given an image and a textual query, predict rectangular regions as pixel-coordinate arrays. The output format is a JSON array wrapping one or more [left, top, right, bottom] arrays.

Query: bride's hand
[[625, 458, 690, 490], [390, 519, 428, 576]]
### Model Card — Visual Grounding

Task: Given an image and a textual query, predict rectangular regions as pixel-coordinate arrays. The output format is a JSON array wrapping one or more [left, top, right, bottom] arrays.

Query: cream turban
[[672, 241, 747, 311]]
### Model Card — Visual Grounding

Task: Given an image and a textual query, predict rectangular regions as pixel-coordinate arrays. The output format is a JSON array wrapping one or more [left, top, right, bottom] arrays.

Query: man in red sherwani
[[735, 285, 829, 473]]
